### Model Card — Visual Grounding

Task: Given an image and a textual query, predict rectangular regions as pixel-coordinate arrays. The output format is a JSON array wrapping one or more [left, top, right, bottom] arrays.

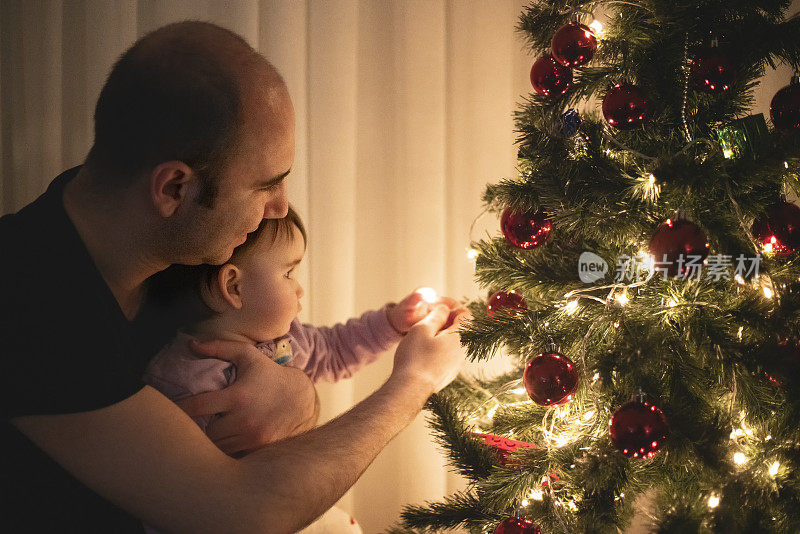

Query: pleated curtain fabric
[[1, 1, 795, 532]]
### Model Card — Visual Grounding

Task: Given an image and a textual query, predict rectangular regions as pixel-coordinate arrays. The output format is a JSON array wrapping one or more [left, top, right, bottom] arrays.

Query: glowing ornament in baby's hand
[[416, 287, 439, 304]]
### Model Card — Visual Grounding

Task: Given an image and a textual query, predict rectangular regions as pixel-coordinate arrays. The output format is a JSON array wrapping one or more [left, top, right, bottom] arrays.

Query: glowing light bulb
[[708, 494, 720, 509], [530, 489, 544, 500], [733, 452, 746, 465], [583, 410, 595, 421], [648, 173, 655, 186], [769, 461, 780, 477], [763, 285, 773, 299], [667, 298, 678, 307], [511, 387, 527, 395], [615, 292, 629, 306], [466, 248, 479, 260], [417, 287, 438, 304], [735, 273, 745, 285], [565, 300, 579, 314], [520, 499, 530, 507], [589, 19, 603, 35]]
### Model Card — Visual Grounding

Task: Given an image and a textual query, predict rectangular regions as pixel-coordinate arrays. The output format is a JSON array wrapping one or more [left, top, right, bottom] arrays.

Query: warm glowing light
[[592, 372, 600, 382], [583, 410, 595, 421], [786, 161, 790, 169], [648, 173, 655, 186], [530, 489, 544, 500], [466, 248, 479, 260], [708, 494, 720, 509], [520, 499, 530, 507], [417, 287, 438, 304], [615, 292, 629, 306], [733, 452, 747, 465], [511, 387, 527, 395], [486, 404, 499, 419], [589, 19, 603, 35], [565, 300, 579, 314], [723, 147, 734, 159], [735, 273, 745, 285], [763, 285, 774, 299], [667, 298, 678, 307], [769, 461, 780, 477]]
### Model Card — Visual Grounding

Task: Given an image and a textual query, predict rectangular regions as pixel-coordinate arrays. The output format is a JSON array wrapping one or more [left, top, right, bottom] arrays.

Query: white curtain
[[1, 1, 796, 532]]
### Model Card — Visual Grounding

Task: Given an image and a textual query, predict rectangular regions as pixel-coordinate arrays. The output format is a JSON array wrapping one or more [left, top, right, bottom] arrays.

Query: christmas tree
[[392, 1, 800, 533]]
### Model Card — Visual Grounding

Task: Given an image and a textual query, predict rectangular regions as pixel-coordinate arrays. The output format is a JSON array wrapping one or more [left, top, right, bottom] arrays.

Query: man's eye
[[284, 269, 294, 279]]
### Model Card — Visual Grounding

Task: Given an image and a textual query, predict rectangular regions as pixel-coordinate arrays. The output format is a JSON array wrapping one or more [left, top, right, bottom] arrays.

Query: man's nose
[[263, 187, 289, 219]]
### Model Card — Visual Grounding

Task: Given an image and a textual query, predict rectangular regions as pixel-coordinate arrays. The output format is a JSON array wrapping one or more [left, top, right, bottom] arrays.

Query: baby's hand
[[387, 288, 461, 334]]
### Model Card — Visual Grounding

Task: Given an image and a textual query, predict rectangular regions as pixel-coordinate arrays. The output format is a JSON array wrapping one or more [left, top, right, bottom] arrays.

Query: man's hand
[[390, 303, 471, 395], [386, 288, 463, 334], [176, 339, 318, 455]]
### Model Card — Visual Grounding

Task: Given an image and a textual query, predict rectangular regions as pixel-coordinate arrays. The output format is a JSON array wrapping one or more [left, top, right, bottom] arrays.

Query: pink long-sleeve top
[[142, 307, 402, 430]]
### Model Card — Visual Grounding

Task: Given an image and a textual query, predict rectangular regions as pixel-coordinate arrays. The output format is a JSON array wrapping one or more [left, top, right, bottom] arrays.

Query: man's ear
[[150, 161, 198, 218], [214, 264, 244, 310]]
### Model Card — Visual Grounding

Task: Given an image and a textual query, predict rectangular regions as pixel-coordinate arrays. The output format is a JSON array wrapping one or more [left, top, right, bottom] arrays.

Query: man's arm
[[12, 304, 467, 534]]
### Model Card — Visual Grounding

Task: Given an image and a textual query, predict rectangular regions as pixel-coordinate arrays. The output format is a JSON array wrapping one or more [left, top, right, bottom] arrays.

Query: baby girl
[[143, 206, 442, 532]]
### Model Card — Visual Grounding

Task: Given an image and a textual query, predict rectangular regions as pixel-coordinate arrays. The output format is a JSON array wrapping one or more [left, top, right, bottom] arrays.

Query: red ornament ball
[[530, 54, 573, 97], [690, 47, 738, 93], [501, 208, 552, 249], [753, 201, 800, 256], [551, 22, 597, 67], [770, 76, 800, 131], [487, 290, 528, 318], [648, 218, 709, 278], [602, 83, 650, 129], [494, 517, 542, 534], [610, 401, 669, 458], [523, 351, 579, 406]]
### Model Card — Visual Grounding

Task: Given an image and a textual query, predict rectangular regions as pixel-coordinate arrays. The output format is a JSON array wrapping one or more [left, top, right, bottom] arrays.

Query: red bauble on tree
[[551, 21, 597, 67], [487, 290, 528, 318], [472, 433, 538, 467], [501, 208, 552, 249], [523, 351, 579, 406], [610, 400, 669, 458], [530, 54, 573, 97], [602, 82, 650, 129], [648, 218, 710, 278], [770, 75, 800, 131], [690, 46, 738, 93], [752, 200, 800, 255], [494, 517, 542, 534]]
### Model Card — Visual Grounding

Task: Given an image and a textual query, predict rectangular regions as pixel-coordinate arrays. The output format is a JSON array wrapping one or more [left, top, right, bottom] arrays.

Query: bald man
[[1, 21, 467, 533]]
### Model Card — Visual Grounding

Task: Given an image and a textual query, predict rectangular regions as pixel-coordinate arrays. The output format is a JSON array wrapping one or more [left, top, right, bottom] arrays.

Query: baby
[[142, 206, 437, 533]]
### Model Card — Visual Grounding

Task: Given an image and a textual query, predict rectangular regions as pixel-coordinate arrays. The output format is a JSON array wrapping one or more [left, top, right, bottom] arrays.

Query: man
[[2, 21, 467, 533]]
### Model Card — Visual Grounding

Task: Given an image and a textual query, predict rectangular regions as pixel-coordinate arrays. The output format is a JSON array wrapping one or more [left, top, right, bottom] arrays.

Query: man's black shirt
[[2, 167, 181, 532]]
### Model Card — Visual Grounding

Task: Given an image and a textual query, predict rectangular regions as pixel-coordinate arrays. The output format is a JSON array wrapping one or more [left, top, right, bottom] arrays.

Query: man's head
[[84, 21, 294, 265]]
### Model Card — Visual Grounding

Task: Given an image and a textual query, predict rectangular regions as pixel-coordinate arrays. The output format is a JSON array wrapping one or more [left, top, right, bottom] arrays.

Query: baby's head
[[152, 206, 307, 342]]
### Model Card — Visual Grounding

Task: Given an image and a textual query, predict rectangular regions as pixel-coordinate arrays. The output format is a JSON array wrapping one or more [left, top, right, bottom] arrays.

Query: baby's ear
[[212, 264, 243, 310]]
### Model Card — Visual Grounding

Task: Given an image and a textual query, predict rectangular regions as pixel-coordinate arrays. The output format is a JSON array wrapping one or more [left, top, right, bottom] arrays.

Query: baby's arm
[[290, 290, 462, 382], [290, 307, 403, 383]]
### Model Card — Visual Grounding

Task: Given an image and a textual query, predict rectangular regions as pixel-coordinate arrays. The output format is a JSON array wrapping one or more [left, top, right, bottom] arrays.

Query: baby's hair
[[147, 205, 307, 327]]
